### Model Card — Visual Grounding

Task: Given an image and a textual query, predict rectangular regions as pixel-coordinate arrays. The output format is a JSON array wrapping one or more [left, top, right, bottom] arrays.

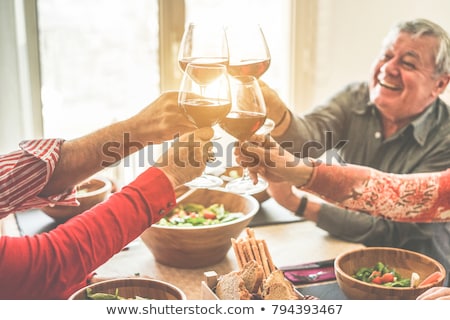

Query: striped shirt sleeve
[[0, 139, 77, 217]]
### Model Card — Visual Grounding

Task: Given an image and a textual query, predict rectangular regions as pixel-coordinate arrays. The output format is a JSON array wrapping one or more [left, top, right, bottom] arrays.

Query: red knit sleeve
[[0, 167, 175, 299]]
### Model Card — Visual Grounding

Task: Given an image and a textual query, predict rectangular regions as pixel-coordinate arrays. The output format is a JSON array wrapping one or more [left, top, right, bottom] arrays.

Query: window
[[37, 0, 160, 139], [2, 0, 296, 184]]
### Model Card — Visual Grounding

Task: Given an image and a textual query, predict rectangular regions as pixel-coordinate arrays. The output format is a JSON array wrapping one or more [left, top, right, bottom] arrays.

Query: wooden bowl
[[69, 277, 186, 300], [140, 188, 259, 268], [335, 247, 446, 300], [42, 176, 112, 222]]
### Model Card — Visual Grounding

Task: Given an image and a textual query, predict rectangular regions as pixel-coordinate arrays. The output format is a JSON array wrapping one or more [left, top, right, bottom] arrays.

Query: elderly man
[[261, 18, 450, 274]]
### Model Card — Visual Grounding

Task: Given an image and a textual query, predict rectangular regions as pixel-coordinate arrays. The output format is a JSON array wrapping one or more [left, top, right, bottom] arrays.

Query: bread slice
[[262, 270, 301, 300], [239, 260, 264, 293], [215, 271, 252, 300]]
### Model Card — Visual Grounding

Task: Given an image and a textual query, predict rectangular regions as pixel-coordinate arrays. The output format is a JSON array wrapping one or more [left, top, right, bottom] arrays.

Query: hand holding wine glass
[[219, 75, 269, 194], [178, 63, 231, 188]]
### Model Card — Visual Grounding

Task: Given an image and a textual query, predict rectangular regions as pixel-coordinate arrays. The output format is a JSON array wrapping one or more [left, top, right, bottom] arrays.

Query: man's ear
[[435, 75, 450, 95], [440, 75, 450, 89]]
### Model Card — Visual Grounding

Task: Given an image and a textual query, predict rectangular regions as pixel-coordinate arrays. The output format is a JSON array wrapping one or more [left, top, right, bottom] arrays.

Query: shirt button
[[374, 132, 382, 139], [167, 202, 174, 208], [159, 209, 165, 215]]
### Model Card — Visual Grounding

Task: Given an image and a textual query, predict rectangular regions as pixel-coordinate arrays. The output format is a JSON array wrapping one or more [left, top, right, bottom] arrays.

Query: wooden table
[[94, 220, 363, 299]]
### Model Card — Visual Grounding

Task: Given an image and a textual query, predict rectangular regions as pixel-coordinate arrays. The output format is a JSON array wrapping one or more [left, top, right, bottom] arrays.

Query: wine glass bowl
[[220, 76, 267, 141], [225, 23, 271, 79], [179, 64, 231, 128], [178, 22, 229, 73], [178, 63, 231, 189], [219, 75, 269, 195]]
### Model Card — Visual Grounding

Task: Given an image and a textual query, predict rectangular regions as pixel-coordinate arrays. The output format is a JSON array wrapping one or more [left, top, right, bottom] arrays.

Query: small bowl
[[69, 277, 186, 300], [140, 188, 259, 268], [42, 176, 112, 222], [221, 166, 270, 203], [335, 247, 446, 300]]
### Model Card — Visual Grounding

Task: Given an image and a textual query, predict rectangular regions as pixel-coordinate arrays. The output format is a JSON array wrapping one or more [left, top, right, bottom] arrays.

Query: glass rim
[[185, 62, 227, 70]]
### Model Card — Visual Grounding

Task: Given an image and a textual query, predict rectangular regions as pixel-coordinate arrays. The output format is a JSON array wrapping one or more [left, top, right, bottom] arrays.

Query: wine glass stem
[[241, 167, 252, 182]]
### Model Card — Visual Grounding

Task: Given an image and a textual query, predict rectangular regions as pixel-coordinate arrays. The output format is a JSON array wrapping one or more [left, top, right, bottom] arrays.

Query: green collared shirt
[[278, 81, 450, 274]]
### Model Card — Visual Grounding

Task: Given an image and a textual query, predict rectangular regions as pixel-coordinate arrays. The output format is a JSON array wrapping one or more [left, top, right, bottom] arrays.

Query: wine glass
[[178, 63, 231, 188], [219, 75, 270, 195], [225, 23, 274, 137], [178, 22, 229, 74], [225, 23, 271, 79]]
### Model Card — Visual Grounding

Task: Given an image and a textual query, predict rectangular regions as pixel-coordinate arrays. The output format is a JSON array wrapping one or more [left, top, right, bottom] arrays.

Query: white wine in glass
[[219, 75, 269, 195], [178, 63, 231, 189], [225, 23, 271, 79], [178, 22, 229, 73]]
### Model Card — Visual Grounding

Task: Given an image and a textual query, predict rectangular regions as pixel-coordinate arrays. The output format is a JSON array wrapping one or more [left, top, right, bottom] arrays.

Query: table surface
[[95, 220, 363, 299], [1, 200, 364, 300]]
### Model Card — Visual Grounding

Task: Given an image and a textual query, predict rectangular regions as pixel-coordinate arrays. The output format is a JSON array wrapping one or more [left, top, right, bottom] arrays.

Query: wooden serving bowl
[[335, 247, 446, 300], [140, 188, 259, 268], [69, 277, 186, 300], [42, 176, 112, 222]]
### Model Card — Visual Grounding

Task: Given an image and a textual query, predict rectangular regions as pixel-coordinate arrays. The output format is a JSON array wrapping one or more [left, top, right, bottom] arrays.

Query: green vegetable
[[157, 203, 244, 227], [352, 261, 411, 287], [86, 288, 150, 300], [87, 288, 121, 300]]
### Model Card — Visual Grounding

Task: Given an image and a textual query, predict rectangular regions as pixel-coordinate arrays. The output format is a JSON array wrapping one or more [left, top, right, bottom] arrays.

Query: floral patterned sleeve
[[302, 163, 450, 222]]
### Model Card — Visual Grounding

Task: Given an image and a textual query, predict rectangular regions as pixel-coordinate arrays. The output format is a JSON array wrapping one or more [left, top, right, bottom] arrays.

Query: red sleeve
[[303, 163, 450, 222], [0, 167, 175, 299]]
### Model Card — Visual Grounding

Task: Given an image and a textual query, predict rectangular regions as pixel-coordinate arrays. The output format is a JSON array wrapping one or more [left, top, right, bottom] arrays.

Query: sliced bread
[[262, 270, 301, 300], [239, 260, 264, 293], [215, 271, 252, 300]]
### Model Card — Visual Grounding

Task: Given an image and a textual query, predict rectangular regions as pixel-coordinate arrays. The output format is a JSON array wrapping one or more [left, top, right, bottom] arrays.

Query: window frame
[[1, 0, 317, 150]]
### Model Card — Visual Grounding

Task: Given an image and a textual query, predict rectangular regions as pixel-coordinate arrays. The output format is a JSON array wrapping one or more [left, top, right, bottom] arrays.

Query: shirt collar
[[353, 99, 444, 146]]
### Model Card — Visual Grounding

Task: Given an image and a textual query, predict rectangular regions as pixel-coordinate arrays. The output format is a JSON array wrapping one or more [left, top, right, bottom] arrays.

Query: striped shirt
[[0, 139, 77, 218]]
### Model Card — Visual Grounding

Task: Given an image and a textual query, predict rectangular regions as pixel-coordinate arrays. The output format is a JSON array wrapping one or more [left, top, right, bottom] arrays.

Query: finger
[[416, 287, 442, 300], [248, 170, 259, 185]]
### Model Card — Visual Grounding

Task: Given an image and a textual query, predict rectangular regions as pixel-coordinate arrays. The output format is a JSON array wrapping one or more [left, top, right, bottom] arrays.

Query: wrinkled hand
[[267, 181, 298, 210], [129, 91, 197, 144], [235, 135, 312, 187], [157, 127, 214, 188], [258, 80, 289, 126], [416, 287, 450, 300]]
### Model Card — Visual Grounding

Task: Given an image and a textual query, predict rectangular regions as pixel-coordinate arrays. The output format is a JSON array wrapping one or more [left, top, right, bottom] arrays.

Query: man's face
[[369, 31, 448, 122]]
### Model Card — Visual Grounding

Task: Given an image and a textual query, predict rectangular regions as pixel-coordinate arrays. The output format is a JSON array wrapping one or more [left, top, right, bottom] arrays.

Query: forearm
[[316, 203, 437, 247], [302, 163, 450, 222], [40, 118, 144, 196]]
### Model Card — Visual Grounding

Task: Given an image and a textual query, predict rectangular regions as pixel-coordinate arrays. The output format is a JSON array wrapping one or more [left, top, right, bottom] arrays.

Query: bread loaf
[[240, 260, 264, 293], [262, 270, 301, 300], [216, 228, 303, 300], [215, 271, 252, 300]]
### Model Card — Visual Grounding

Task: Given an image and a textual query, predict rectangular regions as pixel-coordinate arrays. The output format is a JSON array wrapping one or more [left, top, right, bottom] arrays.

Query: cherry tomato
[[372, 276, 382, 284], [380, 273, 395, 283], [203, 210, 216, 219]]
